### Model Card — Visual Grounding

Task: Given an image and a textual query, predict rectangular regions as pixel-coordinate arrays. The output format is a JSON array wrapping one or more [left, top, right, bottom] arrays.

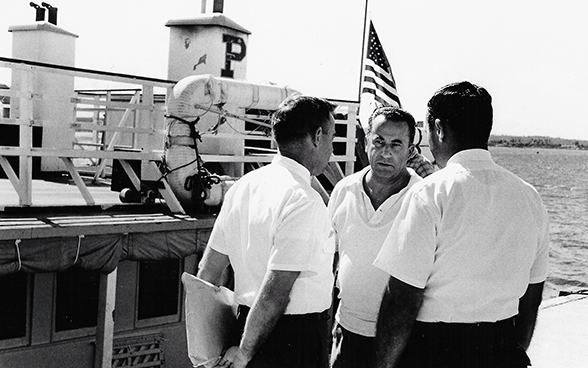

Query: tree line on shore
[[489, 135, 588, 150]]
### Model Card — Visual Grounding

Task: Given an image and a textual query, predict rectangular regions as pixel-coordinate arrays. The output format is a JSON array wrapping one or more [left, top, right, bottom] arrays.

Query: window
[[0, 272, 28, 341], [137, 259, 181, 320], [55, 267, 100, 332]]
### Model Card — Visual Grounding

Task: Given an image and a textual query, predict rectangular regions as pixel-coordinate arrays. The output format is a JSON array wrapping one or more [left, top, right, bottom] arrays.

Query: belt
[[419, 316, 515, 327], [414, 316, 517, 337]]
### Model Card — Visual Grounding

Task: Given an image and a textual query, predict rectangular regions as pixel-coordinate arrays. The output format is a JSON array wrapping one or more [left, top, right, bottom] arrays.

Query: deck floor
[[0, 178, 216, 239], [0, 177, 121, 208], [527, 294, 588, 368]]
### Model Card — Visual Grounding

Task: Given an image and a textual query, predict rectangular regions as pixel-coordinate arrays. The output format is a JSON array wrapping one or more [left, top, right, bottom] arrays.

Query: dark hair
[[367, 106, 416, 144], [271, 95, 336, 145], [427, 81, 493, 147]]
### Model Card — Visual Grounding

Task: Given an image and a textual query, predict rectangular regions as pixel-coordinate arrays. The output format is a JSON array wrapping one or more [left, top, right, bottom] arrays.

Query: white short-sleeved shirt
[[208, 155, 335, 315], [329, 167, 421, 336], [374, 149, 550, 323]]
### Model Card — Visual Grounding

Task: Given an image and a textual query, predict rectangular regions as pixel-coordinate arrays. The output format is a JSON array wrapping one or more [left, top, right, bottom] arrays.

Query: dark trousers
[[397, 317, 531, 368], [330, 322, 375, 368], [228, 305, 330, 368]]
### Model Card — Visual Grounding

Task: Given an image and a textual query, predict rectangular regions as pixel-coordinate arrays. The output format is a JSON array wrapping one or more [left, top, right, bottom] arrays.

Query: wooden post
[[94, 268, 117, 368], [136, 85, 156, 153], [15, 67, 34, 205], [345, 104, 358, 176]]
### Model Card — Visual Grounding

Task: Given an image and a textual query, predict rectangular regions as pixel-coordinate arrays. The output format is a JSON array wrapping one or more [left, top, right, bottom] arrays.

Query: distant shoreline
[[489, 135, 588, 150]]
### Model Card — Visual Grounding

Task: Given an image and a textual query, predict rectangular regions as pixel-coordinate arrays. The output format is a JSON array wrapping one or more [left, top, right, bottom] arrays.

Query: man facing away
[[328, 107, 422, 368], [197, 95, 337, 368], [374, 81, 549, 368]]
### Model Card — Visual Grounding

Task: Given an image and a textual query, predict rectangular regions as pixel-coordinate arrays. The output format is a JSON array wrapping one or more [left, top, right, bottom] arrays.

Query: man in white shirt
[[374, 81, 549, 368], [328, 107, 422, 368], [197, 95, 337, 368]]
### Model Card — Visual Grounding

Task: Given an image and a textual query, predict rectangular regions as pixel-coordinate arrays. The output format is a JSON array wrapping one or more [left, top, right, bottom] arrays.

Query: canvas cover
[[0, 230, 198, 275]]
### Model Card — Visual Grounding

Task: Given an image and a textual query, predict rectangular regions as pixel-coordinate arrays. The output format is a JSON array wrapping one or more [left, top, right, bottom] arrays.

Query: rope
[[165, 114, 200, 126], [74, 235, 84, 265], [14, 239, 22, 272], [161, 113, 222, 211]]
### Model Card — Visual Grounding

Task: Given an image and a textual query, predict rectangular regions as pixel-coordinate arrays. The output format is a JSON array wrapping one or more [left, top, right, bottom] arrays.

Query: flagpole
[[358, 0, 370, 102]]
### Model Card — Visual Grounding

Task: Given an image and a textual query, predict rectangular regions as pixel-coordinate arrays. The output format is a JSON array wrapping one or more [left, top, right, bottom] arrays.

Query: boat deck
[[0, 178, 215, 239], [528, 294, 588, 368], [0, 177, 215, 275], [0, 203, 214, 240], [0, 176, 121, 209]]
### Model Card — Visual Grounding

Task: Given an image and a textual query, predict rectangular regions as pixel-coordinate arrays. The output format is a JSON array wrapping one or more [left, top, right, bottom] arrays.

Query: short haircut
[[367, 106, 416, 144], [427, 81, 493, 147], [271, 95, 336, 145]]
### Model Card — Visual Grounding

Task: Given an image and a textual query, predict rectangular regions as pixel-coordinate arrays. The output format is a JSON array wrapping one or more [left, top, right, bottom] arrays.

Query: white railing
[[0, 56, 179, 209], [0, 57, 359, 212]]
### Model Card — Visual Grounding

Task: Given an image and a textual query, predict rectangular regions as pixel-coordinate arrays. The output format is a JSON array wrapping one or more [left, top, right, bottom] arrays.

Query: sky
[[1, 0, 587, 140]]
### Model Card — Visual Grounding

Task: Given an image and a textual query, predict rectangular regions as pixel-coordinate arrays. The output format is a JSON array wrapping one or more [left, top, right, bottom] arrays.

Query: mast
[[357, 0, 370, 102]]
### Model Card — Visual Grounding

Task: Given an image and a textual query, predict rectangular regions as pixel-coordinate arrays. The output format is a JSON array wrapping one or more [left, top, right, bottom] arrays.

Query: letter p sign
[[221, 34, 247, 78]]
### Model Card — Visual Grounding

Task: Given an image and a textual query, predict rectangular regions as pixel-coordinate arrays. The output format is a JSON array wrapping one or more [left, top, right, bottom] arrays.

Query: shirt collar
[[357, 166, 420, 197], [447, 149, 493, 166], [272, 154, 312, 184]]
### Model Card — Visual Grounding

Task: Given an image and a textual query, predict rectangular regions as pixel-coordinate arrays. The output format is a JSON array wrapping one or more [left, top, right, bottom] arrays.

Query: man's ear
[[312, 127, 323, 147], [435, 119, 445, 142]]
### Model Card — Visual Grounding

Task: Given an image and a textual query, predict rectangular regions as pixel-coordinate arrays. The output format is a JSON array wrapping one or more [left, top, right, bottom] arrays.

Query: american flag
[[359, 21, 400, 129]]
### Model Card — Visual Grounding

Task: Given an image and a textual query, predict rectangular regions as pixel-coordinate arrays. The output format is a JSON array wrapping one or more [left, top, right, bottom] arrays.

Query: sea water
[[490, 146, 588, 299]]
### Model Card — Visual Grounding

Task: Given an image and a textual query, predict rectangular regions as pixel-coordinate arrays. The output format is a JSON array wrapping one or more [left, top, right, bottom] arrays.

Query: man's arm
[[197, 247, 230, 286], [375, 276, 424, 368], [515, 282, 544, 350], [216, 269, 300, 368]]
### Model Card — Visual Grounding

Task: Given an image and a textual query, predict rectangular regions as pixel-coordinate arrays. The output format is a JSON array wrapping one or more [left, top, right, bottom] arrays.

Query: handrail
[[0, 56, 178, 210], [0, 56, 176, 86], [0, 58, 359, 212]]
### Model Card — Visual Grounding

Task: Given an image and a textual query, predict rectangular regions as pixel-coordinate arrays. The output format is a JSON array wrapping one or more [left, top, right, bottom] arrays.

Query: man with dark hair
[[329, 106, 422, 368], [374, 81, 549, 368], [198, 95, 337, 368]]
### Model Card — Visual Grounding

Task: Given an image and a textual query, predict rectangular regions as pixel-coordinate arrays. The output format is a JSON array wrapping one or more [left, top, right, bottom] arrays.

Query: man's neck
[[279, 146, 314, 174], [363, 168, 411, 209], [440, 145, 489, 168]]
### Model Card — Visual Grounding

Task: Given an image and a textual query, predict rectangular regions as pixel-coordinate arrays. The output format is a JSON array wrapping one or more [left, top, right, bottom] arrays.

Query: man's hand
[[214, 346, 251, 368]]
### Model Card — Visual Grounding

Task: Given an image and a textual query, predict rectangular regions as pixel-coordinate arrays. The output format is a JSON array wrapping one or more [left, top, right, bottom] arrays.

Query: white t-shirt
[[329, 166, 421, 336], [374, 149, 550, 323], [208, 155, 335, 315]]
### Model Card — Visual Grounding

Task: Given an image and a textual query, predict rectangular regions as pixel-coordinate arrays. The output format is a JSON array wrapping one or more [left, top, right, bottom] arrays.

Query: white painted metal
[[94, 269, 117, 368], [93, 92, 141, 180]]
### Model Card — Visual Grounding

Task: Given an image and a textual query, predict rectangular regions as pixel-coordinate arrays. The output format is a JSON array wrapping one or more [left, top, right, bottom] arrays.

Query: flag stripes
[[361, 21, 400, 108]]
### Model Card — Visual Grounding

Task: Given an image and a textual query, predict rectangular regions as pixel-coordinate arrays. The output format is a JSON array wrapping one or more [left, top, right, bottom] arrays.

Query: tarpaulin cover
[[0, 230, 199, 276]]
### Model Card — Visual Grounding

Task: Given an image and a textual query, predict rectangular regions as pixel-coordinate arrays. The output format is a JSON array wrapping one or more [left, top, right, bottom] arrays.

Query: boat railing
[[0, 56, 358, 212], [0, 56, 183, 209]]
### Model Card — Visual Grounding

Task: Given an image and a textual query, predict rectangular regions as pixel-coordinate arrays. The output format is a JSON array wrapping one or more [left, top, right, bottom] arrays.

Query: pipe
[[41, 2, 57, 25], [29, 2, 46, 22], [167, 74, 299, 119]]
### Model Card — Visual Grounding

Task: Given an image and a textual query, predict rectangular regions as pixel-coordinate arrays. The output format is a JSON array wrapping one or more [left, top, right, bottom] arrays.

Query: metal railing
[[0, 56, 359, 212], [0, 56, 178, 209]]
